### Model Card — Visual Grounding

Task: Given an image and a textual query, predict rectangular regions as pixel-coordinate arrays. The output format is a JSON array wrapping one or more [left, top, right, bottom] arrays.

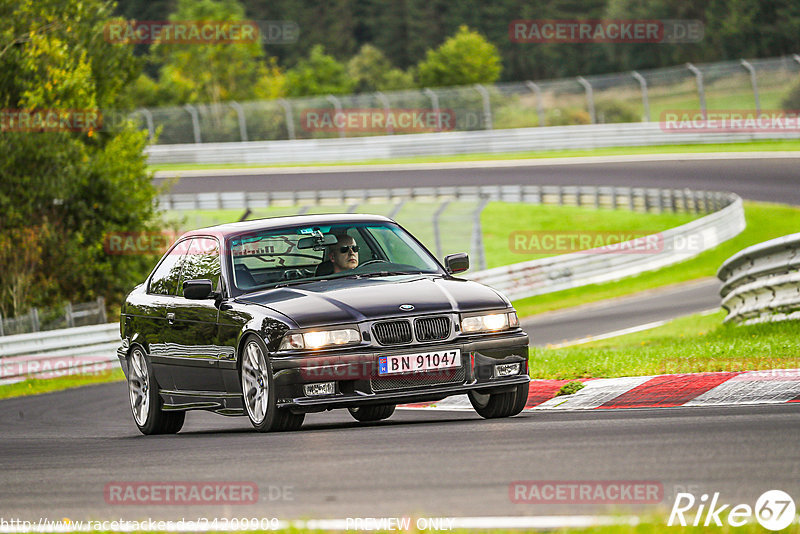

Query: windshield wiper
[[271, 279, 319, 288], [350, 270, 423, 278]]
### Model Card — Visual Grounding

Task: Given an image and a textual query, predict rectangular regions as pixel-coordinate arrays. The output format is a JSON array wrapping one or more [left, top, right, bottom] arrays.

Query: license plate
[[378, 349, 461, 376]]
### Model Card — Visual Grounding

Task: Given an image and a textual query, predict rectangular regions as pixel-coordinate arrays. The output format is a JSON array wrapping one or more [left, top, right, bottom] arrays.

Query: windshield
[[229, 222, 442, 292]]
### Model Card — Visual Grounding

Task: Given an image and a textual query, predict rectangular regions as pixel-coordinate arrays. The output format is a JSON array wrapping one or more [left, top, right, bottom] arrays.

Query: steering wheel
[[281, 269, 305, 281], [359, 259, 389, 268]]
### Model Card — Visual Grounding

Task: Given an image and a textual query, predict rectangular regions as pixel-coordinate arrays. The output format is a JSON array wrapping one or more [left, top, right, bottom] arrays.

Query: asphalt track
[[2, 156, 799, 525], [523, 278, 721, 347], [2, 382, 799, 520], [154, 156, 800, 205]]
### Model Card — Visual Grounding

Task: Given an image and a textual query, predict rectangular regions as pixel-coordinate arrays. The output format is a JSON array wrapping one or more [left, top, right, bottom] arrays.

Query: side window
[[178, 237, 221, 294], [149, 239, 191, 295]]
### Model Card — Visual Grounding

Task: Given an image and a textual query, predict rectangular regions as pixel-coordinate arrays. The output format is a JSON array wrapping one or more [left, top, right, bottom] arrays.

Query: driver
[[328, 234, 359, 273]]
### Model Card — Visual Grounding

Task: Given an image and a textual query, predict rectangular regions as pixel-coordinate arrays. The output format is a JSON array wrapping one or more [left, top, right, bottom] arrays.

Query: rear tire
[[128, 346, 185, 435], [469, 382, 529, 419], [348, 404, 396, 422]]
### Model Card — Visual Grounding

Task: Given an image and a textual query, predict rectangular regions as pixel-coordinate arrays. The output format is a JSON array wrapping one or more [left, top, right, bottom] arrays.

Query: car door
[[169, 236, 227, 393], [141, 238, 192, 391]]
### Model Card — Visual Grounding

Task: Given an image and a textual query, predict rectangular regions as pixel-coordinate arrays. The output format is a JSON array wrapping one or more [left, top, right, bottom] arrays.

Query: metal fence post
[[375, 91, 393, 134], [474, 84, 493, 130], [794, 54, 800, 67], [631, 71, 651, 122], [525, 81, 546, 127], [183, 104, 202, 143], [97, 297, 106, 324], [739, 60, 761, 115], [432, 201, 450, 259], [686, 63, 707, 120], [134, 108, 155, 141], [576, 77, 596, 124], [31, 308, 40, 332], [325, 95, 345, 138], [65, 301, 74, 328], [0, 311, 4, 337], [277, 99, 295, 140], [423, 88, 441, 132], [230, 101, 248, 142], [388, 200, 405, 219], [471, 197, 490, 271]]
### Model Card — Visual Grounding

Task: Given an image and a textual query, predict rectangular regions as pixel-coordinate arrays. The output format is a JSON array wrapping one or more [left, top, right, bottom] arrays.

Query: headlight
[[278, 328, 361, 350], [461, 311, 519, 333]]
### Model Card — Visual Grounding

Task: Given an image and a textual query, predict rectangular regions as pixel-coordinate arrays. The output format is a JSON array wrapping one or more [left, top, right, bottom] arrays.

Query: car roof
[[179, 213, 395, 241]]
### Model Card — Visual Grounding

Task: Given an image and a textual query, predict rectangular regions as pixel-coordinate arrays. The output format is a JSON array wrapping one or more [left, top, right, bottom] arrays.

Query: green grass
[[482, 203, 697, 268], [149, 139, 800, 172], [0, 368, 125, 400], [529, 310, 800, 379], [512, 201, 800, 317]]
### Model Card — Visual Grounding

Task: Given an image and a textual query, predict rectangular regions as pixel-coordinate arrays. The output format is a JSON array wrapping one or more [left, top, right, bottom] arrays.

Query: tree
[[416, 25, 501, 87], [347, 44, 414, 93], [148, 0, 285, 105], [285, 45, 354, 96], [0, 0, 158, 317]]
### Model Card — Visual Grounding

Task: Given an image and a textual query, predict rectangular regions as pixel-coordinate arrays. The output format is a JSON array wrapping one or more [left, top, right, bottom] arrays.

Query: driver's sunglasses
[[339, 245, 359, 253]]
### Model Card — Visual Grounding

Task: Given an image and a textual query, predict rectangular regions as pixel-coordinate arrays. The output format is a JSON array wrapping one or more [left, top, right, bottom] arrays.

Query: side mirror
[[444, 253, 469, 274], [183, 279, 214, 300]]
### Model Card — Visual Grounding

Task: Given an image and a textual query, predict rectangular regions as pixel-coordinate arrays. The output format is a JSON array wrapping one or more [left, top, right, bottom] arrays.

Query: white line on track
[[545, 307, 720, 349]]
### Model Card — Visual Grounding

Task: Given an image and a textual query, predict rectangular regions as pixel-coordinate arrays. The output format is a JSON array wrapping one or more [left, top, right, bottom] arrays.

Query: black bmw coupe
[[118, 214, 530, 434]]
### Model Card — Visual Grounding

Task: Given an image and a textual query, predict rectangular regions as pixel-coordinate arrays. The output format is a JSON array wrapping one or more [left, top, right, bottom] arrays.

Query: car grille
[[372, 320, 412, 345], [414, 316, 450, 341], [370, 366, 466, 392]]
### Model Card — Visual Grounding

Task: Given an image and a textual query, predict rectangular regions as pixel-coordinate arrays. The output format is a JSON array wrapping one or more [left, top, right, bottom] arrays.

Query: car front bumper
[[269, 331, 530, 412]]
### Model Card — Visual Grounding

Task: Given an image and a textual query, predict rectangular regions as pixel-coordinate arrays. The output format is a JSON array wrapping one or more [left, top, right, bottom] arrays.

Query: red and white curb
[[401, 369, 800, 411]]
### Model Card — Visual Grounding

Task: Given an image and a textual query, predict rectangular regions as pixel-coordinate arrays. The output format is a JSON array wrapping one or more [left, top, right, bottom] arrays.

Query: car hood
[[237, 275, 510, 328]]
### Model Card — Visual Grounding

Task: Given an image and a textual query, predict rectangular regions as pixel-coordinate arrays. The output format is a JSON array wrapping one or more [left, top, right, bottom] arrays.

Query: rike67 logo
[[669, 490, 796, 530]]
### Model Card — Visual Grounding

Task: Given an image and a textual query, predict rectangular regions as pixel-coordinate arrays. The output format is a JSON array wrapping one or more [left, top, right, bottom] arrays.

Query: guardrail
[[0, 323, 120, 383], [468, 190, 743, 300], [718, 233, 800, 324], [146, 122, 800, 165]]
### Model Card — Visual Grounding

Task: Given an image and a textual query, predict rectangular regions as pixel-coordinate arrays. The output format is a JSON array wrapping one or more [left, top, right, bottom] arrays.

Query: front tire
[[240, 336, 304, 432], [468, 382, 529, 419], [128, 346, 185, 435], [348, 404, 395, 422]]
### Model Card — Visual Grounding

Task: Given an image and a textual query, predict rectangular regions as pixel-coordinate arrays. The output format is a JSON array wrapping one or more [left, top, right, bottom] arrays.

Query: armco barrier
[[145, 122, 800, 165], [468, 192, 744, 300], [718, 233, 800, 324], [0, 323, 121, 383]]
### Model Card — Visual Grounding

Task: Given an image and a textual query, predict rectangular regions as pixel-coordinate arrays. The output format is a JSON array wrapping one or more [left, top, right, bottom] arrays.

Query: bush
[[595, 100, 641, 123], [781, 80, 800, 110]]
